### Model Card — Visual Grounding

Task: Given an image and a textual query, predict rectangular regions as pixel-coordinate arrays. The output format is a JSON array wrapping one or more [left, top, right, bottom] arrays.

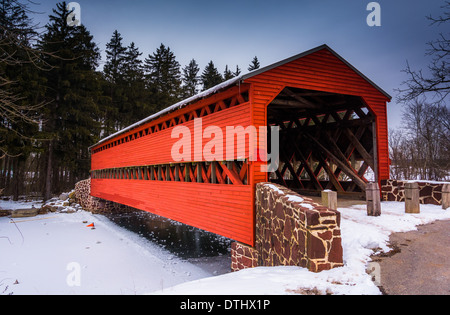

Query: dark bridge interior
[[267, 87, 377, 199]]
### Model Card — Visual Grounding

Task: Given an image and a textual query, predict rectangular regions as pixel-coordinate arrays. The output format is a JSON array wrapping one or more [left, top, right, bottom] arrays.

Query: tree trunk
[[44, 140, 54, 201]]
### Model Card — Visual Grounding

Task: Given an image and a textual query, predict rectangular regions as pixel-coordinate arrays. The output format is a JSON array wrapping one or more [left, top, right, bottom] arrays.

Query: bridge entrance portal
[[267, 87, 377, 199]]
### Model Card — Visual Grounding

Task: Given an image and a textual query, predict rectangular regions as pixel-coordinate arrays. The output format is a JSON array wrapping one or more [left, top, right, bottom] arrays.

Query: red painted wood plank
[[91, 103, 252, 170], [91, 179, 254, 245]]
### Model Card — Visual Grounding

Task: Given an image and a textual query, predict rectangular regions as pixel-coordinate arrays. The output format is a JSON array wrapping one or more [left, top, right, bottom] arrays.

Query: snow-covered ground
[[154, 202, 450, 295], [0, 196, 211, 295], [0, 198, 43, 211], [1, 196, 449, 295]]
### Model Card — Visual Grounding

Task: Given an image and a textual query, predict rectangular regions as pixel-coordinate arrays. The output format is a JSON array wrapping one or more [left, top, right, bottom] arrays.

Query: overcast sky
[[31, 0, 448, 130]]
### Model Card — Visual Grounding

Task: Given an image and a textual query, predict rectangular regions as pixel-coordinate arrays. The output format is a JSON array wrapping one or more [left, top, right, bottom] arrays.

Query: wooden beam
[[197, 163, 202, 183], [311, 149, 344, 192], [211, 162, 217, 184], [287, 134, 323, 191], [174, 165, 179, 181], [284, 88, 323, 109], [184, 164, 190, 182], [304, 133, 367, 191], [343, 125, 367, 158], [201, 163, 209, 183], [279, 146, 303, 189], [220, 162, 243, 185], [271, 99, 305, 107], [343, 128, 375, 171]]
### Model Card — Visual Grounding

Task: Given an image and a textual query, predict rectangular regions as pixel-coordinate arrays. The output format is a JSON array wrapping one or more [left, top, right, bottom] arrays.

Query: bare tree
[[0, 1, 54, 161], [390, 99, 450, 180], [389, 129, 407, 179], [398, 1, 450, 103], [392, 1, 450, 181]]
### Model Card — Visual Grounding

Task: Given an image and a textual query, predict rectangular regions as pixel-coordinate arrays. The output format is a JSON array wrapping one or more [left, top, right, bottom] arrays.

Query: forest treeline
[[1, 1, 449, 200], [0, 1, 261, 200]]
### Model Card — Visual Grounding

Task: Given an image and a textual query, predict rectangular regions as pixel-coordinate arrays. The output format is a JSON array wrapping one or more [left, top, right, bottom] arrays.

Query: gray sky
[[32, 0, 448, 130]]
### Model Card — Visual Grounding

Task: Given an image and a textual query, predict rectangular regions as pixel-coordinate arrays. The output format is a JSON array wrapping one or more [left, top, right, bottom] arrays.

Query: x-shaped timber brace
[[268, 90, 377, 198]]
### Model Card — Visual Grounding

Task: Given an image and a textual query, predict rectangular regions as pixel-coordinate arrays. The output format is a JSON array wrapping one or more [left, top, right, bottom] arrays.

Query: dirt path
[[371, 219, 450, 295]]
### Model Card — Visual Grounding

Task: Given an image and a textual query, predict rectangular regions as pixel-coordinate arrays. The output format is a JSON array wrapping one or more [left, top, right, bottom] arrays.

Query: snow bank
[[151, 202, 450, 295], [0, 198, 42, 211], [0, 208, 210, 295]]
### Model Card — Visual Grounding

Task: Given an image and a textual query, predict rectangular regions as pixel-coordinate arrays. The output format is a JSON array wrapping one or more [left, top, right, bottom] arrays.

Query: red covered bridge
[[89, 45, 391, 246]]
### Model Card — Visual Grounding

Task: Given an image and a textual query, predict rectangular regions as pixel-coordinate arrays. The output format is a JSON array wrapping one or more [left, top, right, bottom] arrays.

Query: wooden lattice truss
[[91, 160, 249, 185], [268, 87, 377, 197]]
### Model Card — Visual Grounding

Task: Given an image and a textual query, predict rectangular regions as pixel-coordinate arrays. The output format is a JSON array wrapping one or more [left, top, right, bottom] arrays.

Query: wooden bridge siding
[[91, 101, 252, 170], [91, 179, 254, 245], [246, 48, 391, 186], [90, 88, 256, 246]]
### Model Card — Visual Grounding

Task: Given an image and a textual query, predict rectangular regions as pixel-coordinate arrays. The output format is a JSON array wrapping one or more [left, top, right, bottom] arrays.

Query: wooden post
[[372, 121, 379, 184], [405, 182, 420, 213], [442, 184, 450, 210], [211, 162, 216, 184], [197, 163, 202, 183], [175, 164, 179, 181], [150, 166, 155, 180], [144, 167, 148, 180], [227, 161, 232, 185], [366, 182, 381, 216], [321, 190, 337, 210], [157, 165, 162, 181], [185, 164, 190, 182]]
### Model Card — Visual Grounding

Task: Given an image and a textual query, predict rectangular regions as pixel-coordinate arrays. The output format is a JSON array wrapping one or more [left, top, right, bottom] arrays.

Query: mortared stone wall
[[232, 183, 344, 273], [381, 179, 445, 205]]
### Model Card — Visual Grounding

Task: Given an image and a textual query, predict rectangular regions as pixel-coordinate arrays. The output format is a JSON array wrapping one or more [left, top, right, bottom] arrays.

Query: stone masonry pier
[[232, 183, 343, 273]]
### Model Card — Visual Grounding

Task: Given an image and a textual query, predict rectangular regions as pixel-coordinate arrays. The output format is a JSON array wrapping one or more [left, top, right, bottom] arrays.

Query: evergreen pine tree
[[102, 30, 127, 133], [122, 42, 143, 83], [223, 65, 234, 81], [182, 58, 200, 97], [64, 25, 102, 184], [103, 30, 126, 84], [248, 56, 260, 71], [38, 1, 101, 198], [121, 42, 152, 123], [201, 61, 223, 91], [144, 43, 182, 111], [234, 65, 241, 77]]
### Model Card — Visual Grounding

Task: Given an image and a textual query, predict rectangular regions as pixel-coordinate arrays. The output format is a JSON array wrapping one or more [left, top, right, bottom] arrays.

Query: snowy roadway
[[1, 198, 450, 295]]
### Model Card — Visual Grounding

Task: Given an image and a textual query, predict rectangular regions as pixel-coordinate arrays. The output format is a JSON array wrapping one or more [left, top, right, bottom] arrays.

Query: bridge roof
[[91, 44, 391, 149]]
